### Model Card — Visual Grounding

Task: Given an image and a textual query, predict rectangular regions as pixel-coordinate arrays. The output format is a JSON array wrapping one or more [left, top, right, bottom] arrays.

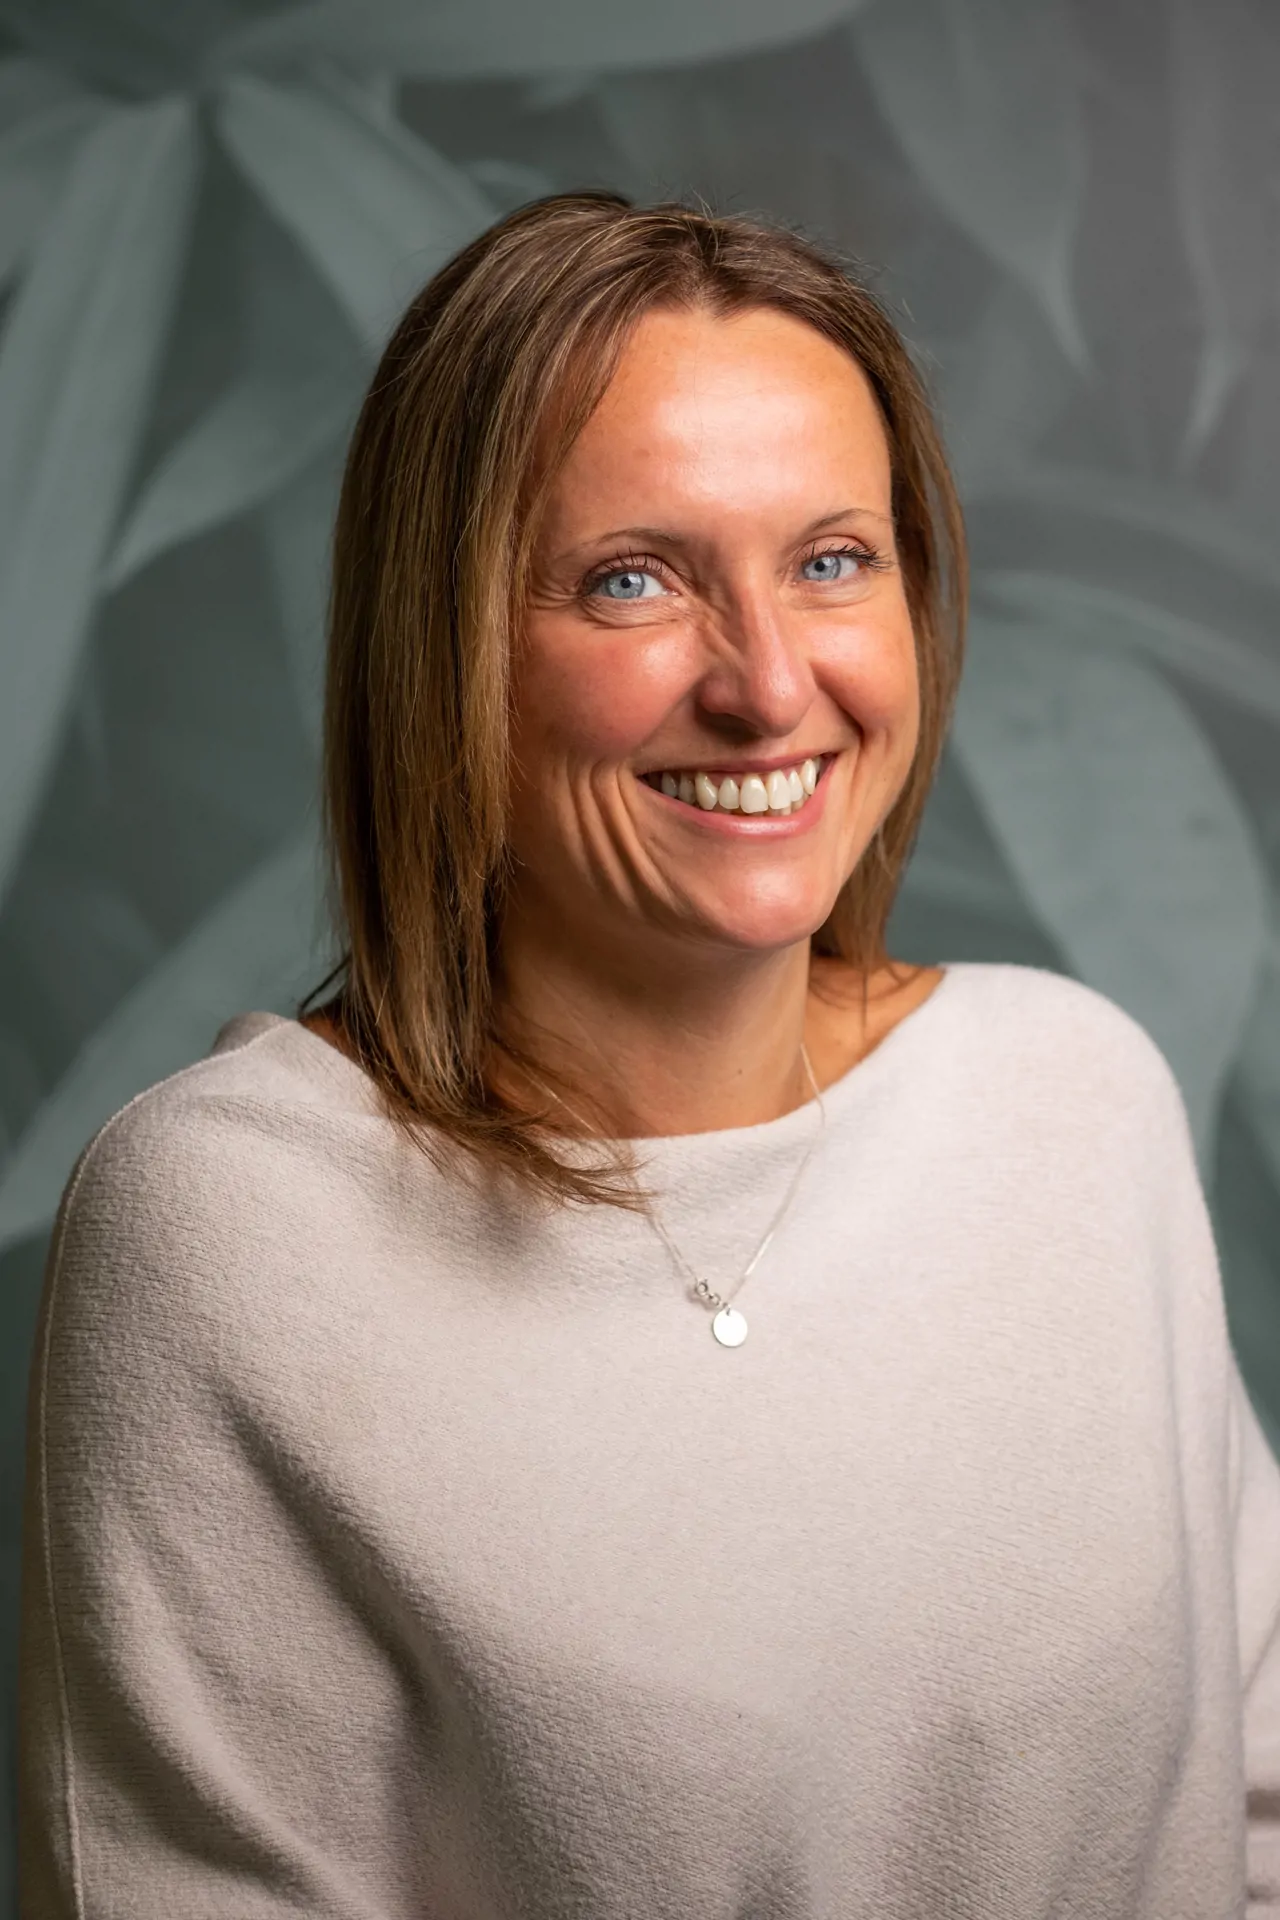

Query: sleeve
[[1133, 1014, 1280, 1914], [15, 1110, 403, 1919], [1231, 1355, 1280, 1915]]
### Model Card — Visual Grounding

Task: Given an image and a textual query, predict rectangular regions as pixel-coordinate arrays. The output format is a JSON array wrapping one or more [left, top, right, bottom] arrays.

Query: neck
[[490, 907, 852, 1140]]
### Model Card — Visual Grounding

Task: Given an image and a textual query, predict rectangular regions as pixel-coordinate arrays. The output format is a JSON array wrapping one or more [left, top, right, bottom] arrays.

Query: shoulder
[[823, 956, 1181, 1104], [813, 955, 1186, 1129], [933, 960, 1195, 1168], [40, 1015, 390, 1374], [58, 1014, 335, 1221], [951, 959, 1181, 1086]]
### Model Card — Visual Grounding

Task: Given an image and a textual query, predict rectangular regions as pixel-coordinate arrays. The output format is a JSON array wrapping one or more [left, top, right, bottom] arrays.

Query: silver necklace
[[525, 1045, 826, 1347]]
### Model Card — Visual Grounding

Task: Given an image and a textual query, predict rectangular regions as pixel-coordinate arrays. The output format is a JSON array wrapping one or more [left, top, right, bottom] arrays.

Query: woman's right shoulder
[[44, 1016, 389, 1347]]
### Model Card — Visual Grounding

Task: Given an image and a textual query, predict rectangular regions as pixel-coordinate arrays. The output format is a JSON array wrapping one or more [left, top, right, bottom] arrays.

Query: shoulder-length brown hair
[[297, 190, 967, 1215]]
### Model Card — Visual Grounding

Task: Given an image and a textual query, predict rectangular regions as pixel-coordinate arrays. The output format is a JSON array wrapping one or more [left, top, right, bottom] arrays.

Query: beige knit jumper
[[17, 961, 1280, 1917]]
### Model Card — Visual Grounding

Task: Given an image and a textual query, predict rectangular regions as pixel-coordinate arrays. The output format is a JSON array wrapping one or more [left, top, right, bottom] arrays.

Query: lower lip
[[638, 757, 840, 836]]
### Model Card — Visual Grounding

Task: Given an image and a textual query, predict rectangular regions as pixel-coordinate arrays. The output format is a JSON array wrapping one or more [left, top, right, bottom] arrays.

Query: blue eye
[[590, 567, 665, 600], [801, 549, 866, 583]]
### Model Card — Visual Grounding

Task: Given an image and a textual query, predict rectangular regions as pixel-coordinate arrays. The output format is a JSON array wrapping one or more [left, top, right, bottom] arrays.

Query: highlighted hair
[[299, 192, 967, 1213]]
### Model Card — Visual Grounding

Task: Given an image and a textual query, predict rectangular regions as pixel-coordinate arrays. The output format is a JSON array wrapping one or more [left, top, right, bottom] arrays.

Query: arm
[[16, 1110, 408, 1919], [1232, 1359, 1280, 1915]]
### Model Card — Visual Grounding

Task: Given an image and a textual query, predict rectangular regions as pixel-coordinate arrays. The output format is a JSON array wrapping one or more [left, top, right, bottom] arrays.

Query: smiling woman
[[303, 193, 966, 1194], [19, 192, 1280, 1920], [496, 300, 940, 1143]]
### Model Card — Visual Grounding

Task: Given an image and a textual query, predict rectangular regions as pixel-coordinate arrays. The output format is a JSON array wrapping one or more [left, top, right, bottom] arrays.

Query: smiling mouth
[[640, 753, 834, 817]]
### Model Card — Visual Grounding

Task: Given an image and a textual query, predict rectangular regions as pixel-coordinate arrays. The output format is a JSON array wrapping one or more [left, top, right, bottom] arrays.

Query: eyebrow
[[554, 506, 894, 563]]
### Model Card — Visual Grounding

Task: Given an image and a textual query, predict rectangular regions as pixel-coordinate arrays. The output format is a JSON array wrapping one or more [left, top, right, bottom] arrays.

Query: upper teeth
[[651, 758, 823, 815]]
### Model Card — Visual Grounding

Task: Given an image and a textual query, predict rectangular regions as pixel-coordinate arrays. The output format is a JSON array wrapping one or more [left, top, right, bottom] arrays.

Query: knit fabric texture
[[17, 960, 1280, 1917]]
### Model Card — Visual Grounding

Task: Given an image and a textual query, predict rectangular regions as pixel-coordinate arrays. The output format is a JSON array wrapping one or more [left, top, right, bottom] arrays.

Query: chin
[[683, 890, 838, 955]]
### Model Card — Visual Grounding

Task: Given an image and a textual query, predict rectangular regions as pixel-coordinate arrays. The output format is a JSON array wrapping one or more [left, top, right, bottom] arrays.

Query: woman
[[18, 193, 1280, 1917]]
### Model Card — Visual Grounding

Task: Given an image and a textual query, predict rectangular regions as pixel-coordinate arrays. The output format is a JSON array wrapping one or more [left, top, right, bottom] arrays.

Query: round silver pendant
[[712, 1306, 748, 1347]]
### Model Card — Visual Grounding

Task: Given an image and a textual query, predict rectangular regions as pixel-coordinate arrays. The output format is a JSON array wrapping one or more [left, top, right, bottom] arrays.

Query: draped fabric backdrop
[[1, 0, 1279, 1906]]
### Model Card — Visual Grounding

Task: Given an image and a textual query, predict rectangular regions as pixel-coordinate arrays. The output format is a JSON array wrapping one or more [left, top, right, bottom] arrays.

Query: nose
[[693, 583, 815, 741]]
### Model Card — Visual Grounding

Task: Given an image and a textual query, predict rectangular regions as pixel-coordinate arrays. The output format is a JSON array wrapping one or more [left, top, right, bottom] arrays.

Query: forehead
[[549, 304, 892, 513], [606, 303, 877, 397]]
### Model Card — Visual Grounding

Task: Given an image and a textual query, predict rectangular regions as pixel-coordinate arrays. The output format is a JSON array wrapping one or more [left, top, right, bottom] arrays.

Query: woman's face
[[504, 303, 920, 969]]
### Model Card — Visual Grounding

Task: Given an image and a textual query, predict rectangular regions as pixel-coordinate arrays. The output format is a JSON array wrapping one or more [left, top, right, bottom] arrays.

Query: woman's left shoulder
[[812, 955, 1184, 1114], [939, 961, 1191, 1140], [967, 959, 1176, 1064]]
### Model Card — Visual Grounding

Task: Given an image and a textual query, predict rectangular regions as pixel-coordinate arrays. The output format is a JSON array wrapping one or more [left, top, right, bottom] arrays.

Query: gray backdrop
[[2, 0, 1279, 1908]]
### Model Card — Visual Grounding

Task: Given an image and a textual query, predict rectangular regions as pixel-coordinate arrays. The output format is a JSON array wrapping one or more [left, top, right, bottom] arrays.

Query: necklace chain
[[523, 1045, 826, 1335]]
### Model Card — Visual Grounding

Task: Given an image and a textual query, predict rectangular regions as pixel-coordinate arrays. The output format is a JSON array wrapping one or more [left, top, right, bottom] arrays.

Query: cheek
[[821, 605, 920, 739], [511, 619, 681, 779], [878, 629, 921, 735]]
